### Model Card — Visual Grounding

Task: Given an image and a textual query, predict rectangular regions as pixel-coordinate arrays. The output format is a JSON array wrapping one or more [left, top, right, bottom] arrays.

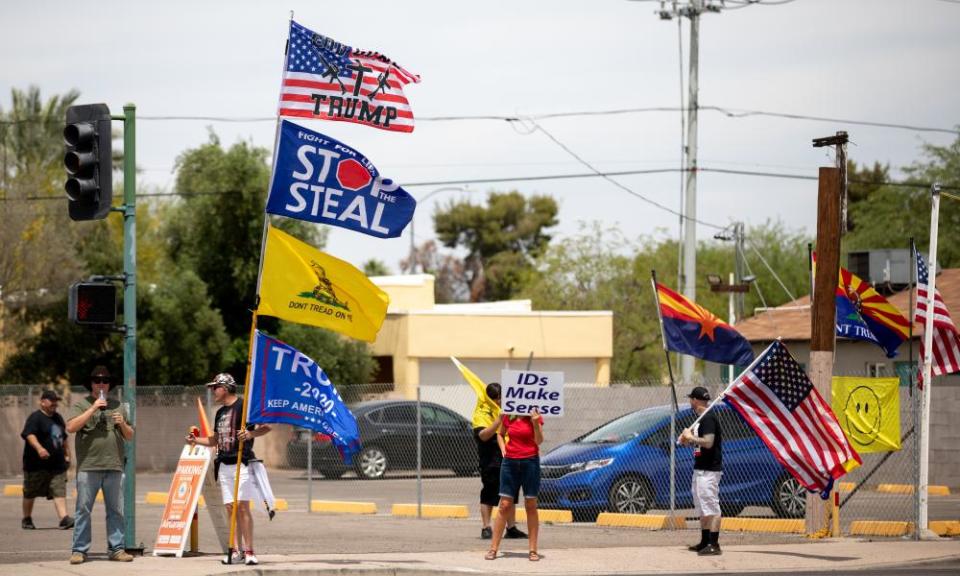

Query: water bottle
[[98, 389, 107, 411]]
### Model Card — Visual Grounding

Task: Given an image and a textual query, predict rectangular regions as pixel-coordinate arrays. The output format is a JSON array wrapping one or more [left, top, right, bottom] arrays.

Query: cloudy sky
[[2, 0, 957, 275]]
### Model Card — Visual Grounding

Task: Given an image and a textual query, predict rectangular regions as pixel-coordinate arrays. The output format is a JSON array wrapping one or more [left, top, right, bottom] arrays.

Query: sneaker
[[59, 515, 75, 529], [244, 553, 259, 566], [109, 550, 134, 562], [222, 551, 244, 565], [688, 543, 706, 552], [698, 544, 722, 556], [504, 525, 528, 539], [69, 552, 85, 565], [21, 517, 35, 530], [480, 526, 493, 539]]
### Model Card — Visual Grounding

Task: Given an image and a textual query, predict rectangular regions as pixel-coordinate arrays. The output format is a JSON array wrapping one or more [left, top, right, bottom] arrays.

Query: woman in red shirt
[[485, 409, 544, 562]]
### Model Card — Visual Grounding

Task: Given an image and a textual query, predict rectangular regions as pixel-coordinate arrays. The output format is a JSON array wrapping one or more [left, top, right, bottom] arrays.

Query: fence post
[[416, 386, 422, 519], [307, 430, 313, 514]]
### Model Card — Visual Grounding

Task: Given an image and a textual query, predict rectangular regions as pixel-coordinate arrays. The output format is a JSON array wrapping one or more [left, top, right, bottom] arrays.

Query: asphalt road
[[0, 470, 955, 565]]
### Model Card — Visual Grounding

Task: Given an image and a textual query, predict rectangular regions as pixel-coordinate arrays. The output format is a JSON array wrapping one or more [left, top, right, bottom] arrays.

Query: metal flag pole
[[650, 271, 679, 519], [910, 237, 919, 540], [918, 184, 941, 539]]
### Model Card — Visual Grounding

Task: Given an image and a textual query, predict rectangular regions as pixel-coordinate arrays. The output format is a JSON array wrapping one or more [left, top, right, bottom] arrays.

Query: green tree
[[362, 259, 391, 277], [434, 191, 558, 301]]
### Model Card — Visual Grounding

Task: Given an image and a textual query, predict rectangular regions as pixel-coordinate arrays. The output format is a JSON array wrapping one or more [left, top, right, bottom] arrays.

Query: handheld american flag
[[722, 341, 861, 492], [278, 21, 421, 132], [914, 250, 960, 384]]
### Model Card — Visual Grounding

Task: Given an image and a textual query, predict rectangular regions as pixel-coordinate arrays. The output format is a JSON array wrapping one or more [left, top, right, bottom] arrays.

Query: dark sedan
[[287, 400, 478, 479]]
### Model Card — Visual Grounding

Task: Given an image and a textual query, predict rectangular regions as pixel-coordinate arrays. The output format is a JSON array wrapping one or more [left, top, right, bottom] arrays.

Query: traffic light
[[64, 103, 112, 221], [68, 282, 117, 325]]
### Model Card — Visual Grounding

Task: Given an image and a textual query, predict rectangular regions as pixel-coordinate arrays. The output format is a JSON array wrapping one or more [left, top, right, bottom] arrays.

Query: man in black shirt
[[473, 383, 524, 540], [21, 389, 73, 530], [679, 386, 723, 556], [187, 373, 271, 565]]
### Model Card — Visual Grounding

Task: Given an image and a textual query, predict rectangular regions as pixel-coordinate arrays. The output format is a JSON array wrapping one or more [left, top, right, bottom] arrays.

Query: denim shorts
[[499, 456, 540, 500]]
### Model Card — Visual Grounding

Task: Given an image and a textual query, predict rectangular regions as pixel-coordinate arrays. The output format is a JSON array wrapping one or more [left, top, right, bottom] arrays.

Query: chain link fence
[[1, 375, 955, 536]]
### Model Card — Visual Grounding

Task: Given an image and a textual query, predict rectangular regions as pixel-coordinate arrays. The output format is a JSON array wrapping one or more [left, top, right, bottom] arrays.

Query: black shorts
[[481, 465, 520, 506]]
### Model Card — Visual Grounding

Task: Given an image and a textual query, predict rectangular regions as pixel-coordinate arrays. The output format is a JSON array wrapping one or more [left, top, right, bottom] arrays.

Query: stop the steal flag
[[258, 225, 389, 342]]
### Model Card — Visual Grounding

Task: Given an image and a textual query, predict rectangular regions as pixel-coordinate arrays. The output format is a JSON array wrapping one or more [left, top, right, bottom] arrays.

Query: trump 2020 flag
[[247, 330, 361, 463], [279, 20, 420, 133], [654, 282, 755, 366], [259, 225, 389, 342], [266, 120, 416, 238], [724, 341, 861, 492]]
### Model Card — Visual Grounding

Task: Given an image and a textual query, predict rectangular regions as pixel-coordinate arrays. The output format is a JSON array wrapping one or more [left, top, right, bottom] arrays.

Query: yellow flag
[[259, 225, 389, 342], [451, 357, 500, 429], [831, 376, 901, 453]]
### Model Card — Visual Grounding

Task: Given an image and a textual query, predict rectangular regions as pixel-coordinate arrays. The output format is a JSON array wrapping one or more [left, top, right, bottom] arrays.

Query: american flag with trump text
[[278, 21, 420, 133], [914, 250, 960, 385], [722, 341, 861, 492]]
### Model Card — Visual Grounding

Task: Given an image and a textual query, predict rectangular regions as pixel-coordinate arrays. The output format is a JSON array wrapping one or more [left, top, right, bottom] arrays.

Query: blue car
[[539, 404, 806, 521]]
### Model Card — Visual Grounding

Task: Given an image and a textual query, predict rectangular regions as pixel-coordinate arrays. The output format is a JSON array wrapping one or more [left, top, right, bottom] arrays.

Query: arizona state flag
[[259, 225, 389, 342], [451, 357, 500, 429], [654, 282, 754, 366]]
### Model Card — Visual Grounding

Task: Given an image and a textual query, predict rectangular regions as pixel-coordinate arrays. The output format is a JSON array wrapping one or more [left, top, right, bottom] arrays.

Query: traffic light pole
[[115, 104, 139, 552]]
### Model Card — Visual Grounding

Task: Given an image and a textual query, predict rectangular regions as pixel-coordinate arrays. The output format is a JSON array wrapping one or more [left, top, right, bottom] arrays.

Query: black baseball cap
[[40, 390, 61, 401], [687, 386, 710, 401]]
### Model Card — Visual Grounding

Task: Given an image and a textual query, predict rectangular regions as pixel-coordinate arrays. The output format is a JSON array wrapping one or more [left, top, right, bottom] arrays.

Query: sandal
[[484, 550, 498, 561], [529, 550, 541, 562]]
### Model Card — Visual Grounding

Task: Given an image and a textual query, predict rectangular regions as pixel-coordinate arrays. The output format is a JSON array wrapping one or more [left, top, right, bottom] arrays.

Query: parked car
[[538, 404, 806, 521], [286, 400, 478, 479]]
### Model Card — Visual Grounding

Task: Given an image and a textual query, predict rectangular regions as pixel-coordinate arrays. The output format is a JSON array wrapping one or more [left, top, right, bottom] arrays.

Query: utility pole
[[653, 0, 721, 382]]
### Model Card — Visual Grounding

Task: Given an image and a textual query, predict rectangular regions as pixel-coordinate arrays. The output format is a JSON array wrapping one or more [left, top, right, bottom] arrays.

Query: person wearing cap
[[187, 373, 271, 566], [679, 386, 723, 556], [65, 365, 135, 564], [20, 389, 73, 531]]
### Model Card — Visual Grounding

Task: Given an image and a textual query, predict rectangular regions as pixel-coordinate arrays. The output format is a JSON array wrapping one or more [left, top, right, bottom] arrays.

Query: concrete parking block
[[928, 520, 960, 537], [850, 520, 914, 537], [838, 481, 856, 493], [3, 484, 23, 497], [494, 508, 574, 523], [311, 500, 377, 514], [596, 513, 685, 529], [145, 491, 206, 507], [721, 517, 804, 534], [273, 498, 288, 511], [877, 484, 951, 495], [391, 503, 469, 518]]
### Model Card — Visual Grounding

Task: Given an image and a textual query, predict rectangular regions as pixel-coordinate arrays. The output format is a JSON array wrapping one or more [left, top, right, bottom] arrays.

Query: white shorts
[[692, 469, 722, 518], [219, 463, 258, 504]]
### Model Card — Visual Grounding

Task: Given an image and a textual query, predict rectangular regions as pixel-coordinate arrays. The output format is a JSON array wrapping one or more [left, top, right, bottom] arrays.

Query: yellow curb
[[391, 503, 469, 518], [849, 520, 914, 537], [838, 481, 856, 493], [596, 513, 685, 530], [721, 518, 805, 534], [929, 520, 960, 537], [145, 492, 167, 505], [273, 498, 288, 511], [4, 485, 23, 497], [70, 489, 105, 502], [877, 484, 951, 496], [494, 508, 573, 523], [311, 500, 377, 515]]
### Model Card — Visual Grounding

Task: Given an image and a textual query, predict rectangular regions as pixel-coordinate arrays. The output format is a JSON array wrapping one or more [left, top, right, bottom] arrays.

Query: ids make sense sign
[[500, 370, 564, 417]]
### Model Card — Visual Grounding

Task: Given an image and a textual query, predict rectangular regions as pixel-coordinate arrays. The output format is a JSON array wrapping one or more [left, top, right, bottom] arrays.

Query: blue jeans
[[499, 456, 541, 500], [72, 470, 124, 555]]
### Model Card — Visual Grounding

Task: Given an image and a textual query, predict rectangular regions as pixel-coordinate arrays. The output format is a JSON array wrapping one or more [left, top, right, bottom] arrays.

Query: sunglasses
[[92, 377, 111, 384]]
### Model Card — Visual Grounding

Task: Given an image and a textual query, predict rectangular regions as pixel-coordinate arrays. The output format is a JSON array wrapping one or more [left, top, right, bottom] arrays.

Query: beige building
[[369, 274, 613, 398]]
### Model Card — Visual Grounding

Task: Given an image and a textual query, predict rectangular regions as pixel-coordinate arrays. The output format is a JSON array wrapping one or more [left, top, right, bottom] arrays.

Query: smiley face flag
[[831, 377, 901, 453]]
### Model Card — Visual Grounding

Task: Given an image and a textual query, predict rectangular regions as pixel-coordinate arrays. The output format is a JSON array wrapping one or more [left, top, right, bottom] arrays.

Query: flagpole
[[918, 184, 941, 539], [910, 237, 919, 540], [650, 270, 679, 520], [227, 15, 295, 560], [684, 339, 773, 432]]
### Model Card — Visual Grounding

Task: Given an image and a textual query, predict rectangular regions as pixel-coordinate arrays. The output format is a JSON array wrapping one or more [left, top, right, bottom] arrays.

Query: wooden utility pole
[[807, 164, 842, 534]]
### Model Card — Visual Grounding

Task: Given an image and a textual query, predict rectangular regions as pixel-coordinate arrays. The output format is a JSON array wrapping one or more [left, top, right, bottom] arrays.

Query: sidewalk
[[4, 540, 959, 576]]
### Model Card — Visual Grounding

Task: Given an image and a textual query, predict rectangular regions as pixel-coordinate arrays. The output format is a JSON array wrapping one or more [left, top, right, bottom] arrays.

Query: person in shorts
[[21, 389, 73, 530], [679, 386, 723, 556], [187, 373, 271, 566], [485, 409, 544, 562], [473, 383, 525, 540]]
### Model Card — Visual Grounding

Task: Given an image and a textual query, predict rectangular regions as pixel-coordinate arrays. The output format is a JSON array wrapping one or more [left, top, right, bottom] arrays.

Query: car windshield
[[577, 406, 671, 444]]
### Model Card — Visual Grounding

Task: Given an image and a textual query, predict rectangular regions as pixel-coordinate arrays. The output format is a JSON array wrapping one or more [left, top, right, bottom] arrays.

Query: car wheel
[[355, 445, 388, 479], [771, 474, 806, 518], [319, 468, 345, 479], [608, 475, 654, 515]]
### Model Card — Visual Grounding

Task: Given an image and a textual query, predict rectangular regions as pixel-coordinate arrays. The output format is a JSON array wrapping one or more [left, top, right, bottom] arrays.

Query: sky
[[2, 0, 958, 278]]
